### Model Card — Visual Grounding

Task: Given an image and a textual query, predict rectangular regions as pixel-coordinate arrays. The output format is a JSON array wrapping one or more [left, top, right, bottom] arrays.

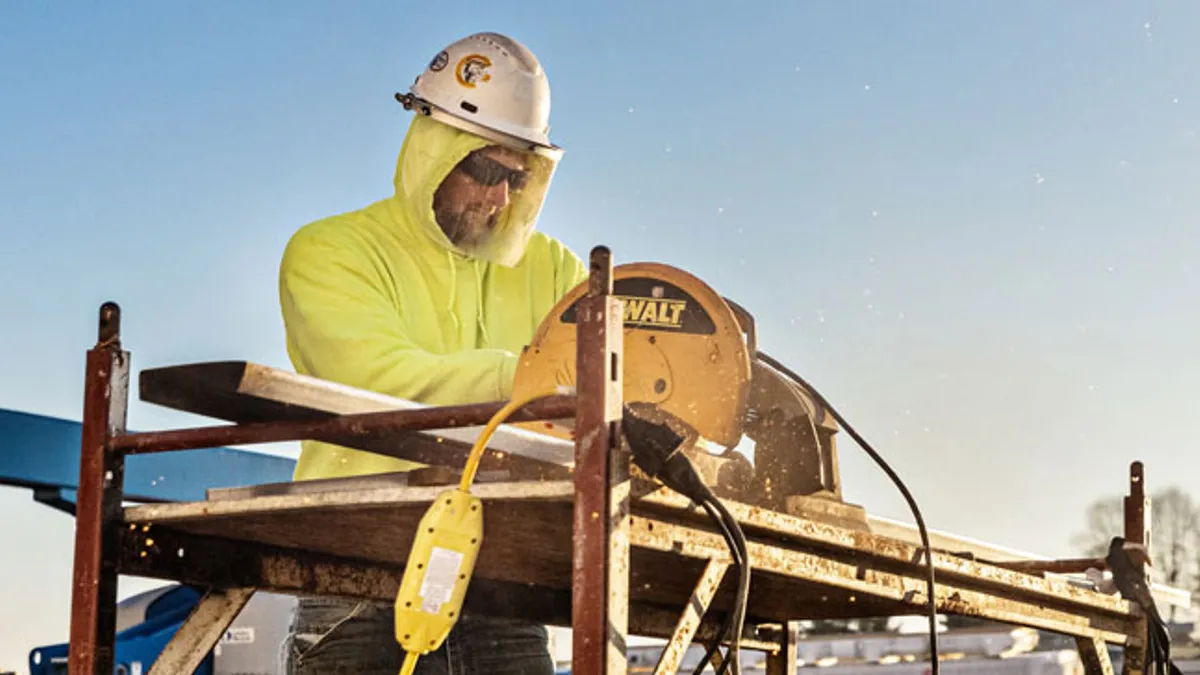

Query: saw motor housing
[[510, 262, 865, 527]]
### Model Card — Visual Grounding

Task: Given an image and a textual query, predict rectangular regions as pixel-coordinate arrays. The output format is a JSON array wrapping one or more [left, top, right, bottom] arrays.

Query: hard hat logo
[[455, 54, 493, 88], [400, 32, 562, 160]]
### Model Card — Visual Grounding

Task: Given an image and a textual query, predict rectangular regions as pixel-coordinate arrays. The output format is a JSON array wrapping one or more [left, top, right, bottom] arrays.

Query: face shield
[[432, 143, 558, 267]]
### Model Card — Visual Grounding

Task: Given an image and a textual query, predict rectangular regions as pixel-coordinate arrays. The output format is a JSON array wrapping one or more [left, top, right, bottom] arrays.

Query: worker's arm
[[279, 229, 517, 406], [555, 241, 590, 297]]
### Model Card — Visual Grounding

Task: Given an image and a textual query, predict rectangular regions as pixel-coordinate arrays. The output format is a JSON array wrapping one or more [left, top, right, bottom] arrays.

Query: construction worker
[[277, 32, 587, 675]]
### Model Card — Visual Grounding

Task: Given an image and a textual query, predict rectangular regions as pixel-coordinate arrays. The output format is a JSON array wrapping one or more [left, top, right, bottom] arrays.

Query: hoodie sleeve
[[557, 242, 590, 297], [279, 227, 518, 406]]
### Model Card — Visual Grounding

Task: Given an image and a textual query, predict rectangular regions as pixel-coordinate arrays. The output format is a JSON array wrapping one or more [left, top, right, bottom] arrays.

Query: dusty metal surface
[[993, 557, 1110, 575], [764, 623, 798, 675], [205, 467, 514, 501], [572, 246, 630, 675], [113, 394, 575, 458], [121, 478, 1144, 647], [864, 512, 1190, 612], [635, 490, 1137, 619], [628, 513, 1136, 643], [68, 302, 129, 675], [148, 587, 254, 675], [1121, 461, 1151, 675], [1076, 635, 1117, 675], [117, 520, 779, 651], [653, 558, 729, 675]]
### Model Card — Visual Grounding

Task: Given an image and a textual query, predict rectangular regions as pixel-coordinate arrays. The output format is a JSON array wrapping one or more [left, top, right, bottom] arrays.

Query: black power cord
[[757, 351, 940, 674], [702, 496, 750, 675], [621, 402, 752, 675], [687, 499, 747, 675]]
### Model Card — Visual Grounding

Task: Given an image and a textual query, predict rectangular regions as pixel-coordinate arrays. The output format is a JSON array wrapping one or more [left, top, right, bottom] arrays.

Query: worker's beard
[[435, 202, 501, 249]]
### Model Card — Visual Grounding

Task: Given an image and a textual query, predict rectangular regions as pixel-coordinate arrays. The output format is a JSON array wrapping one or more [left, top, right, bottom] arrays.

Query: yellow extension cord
[[395, 389, 566, 675]]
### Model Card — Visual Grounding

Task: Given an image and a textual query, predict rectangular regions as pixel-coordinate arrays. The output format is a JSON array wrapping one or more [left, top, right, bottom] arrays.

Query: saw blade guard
[[510, 262, 754, 449]]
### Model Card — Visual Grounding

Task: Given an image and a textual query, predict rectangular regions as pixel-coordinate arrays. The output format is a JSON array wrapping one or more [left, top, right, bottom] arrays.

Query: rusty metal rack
[[67, 246, 1157, 675]]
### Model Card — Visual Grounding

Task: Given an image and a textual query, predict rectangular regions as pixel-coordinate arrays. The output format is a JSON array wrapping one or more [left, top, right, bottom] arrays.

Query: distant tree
[[1070, 495, 1125, 557], [1149, 488, 1200, 597], [1072, 486, 1200, 622]]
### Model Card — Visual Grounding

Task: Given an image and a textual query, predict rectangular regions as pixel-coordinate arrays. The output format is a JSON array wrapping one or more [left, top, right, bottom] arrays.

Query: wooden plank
[[1076, 635, 1116, 675], [205, 468, 512, 501], [121, 481, 1143, 643], [148, 587, 254, 675], [628, 513, 1135, 643], [634, 490, 1137, 618], [116, 524, 780, 651], [765, 622, 799, 675], [652, 559, 729, 675], [866, 513, 1190, 613], [138, 360, 574, 475]]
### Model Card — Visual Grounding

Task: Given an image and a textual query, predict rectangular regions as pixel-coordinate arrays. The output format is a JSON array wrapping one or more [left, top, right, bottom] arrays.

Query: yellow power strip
[[393, 388, 566, 675]]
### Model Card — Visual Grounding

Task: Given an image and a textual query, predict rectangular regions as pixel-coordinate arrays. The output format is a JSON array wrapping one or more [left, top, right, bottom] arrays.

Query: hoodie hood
[[393, 115, 556, 267]]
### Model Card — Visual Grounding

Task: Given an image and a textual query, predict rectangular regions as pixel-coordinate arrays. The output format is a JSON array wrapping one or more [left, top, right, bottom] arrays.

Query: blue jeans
[[287, 597, 555, 675]]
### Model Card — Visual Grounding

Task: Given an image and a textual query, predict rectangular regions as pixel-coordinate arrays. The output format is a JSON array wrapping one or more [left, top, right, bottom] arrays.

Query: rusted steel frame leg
[[573, 246, 629, 675], [69, 303, 130, 675], [1077, 636, 1116, 675], [653, 559, 730, 675], [1121, 461, 1150, 675], [148, 587, 255, 675], [765, 622, 799, 675]]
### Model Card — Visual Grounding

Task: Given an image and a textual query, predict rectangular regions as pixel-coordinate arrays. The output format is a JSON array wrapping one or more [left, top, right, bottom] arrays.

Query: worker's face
[[434, 146, 531, 249]]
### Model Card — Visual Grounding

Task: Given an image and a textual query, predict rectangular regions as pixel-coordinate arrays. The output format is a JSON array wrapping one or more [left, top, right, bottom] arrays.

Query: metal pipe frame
[[66, 245, 1154, 675]]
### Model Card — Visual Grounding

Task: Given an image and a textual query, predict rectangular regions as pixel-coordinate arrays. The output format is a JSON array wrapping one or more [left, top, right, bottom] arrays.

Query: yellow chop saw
[[394, 259, 941, 674], [510, 261, 870, 530]]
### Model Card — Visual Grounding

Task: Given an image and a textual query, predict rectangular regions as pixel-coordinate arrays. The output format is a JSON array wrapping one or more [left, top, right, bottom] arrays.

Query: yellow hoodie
[[279, 115, 587, 481]]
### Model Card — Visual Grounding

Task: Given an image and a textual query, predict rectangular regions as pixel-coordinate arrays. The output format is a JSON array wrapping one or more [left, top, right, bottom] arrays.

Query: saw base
[[785, 492, 872, 533]]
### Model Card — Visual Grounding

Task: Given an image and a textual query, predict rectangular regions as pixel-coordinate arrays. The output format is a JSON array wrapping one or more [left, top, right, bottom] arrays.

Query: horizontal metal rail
[[109, 395, 577, 454]]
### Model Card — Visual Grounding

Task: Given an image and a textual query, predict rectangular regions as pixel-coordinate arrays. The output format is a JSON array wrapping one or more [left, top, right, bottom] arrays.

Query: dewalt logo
[[559, 276, 716, 335], [620, 296, 686, 329]]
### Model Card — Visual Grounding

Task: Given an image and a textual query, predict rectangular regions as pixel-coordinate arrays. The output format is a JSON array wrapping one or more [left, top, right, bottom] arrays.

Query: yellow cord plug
[[394, 388, 565, 674]]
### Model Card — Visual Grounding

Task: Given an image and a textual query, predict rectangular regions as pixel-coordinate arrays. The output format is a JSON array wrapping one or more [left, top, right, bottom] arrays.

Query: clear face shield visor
[[433, 143, 558, 267]]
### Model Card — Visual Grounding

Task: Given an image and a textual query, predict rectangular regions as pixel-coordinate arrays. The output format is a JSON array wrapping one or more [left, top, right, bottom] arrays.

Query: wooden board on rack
[[138, 360, 574, 476], [122, 480, 1142, 646]]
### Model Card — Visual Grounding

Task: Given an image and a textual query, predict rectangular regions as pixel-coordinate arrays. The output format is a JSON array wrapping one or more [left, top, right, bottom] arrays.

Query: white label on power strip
[[419, 547, 464, 613]]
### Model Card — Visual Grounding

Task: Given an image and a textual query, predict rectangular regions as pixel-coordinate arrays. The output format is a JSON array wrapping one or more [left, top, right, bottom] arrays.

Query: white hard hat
[[397, 32, 562, 160]]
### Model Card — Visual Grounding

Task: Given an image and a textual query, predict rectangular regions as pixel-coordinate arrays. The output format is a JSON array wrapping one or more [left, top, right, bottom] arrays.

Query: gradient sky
[[3, 1, 1200, 671]]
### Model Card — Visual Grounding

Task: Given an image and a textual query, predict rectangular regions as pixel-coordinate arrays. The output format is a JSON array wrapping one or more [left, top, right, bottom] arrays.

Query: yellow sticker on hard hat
[[455, 54, 493, 88]]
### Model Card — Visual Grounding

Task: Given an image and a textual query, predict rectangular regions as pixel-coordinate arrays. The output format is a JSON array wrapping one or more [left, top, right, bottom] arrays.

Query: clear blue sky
[[3, 1, 1200, 670]]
